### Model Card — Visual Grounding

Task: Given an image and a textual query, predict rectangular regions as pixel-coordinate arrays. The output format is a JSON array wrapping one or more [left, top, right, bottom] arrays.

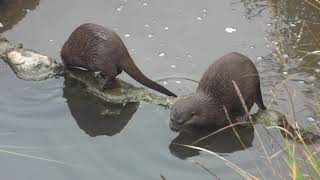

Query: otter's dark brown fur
[[61, 23, 177, 97], [170, 52, 266, 131]]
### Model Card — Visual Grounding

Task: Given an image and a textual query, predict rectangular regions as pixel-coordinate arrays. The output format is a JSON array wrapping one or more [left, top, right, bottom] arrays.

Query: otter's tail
[[120, 57, 177, 97]]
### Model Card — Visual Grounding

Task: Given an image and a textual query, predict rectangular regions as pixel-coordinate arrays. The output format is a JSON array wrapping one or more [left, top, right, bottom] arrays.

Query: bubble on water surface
[[158, 52, 166, 57], [144, 24, 150, 28], [163, 81, 168, 85], [283, 54, 289, 59], [116, 5, 124, 11], [318, 61, 320, 65], [147, 34, 154, 38], [290, 23, 296, 27], [113, 27, 119, 31], [225, 27, 237, 33], [307, 117, 316, 122], [48, 39, 54, 42], [124, 33, 130, 38], [282, 71, 288, 75], [202, 8, 207, 13], [273, 41, 279, 45], [170, 65, 176, 68], [142, 2, 148, 6], [256, 56, 263, 60], [196, 16, 203, 21], [309, 76, 316, 81], [186, 54, 192, 58], [267, 23, 272, 26], [250, 46, 255, 49], [176, 80, 181, 84], [0, 22, 3, 28], [164, 26, 169, 30], [315, 69, 320, 73]]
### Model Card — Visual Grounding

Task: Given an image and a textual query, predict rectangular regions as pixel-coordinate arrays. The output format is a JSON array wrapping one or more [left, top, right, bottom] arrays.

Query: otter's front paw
[[99, 78, 116, 91]]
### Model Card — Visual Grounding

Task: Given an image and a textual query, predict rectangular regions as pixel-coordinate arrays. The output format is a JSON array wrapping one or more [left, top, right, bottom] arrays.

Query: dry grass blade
[[222, 106, 267, 178], [0, 149, 75, 167], [0, 132, 16, 135], [192, 160, 221, 180], [0, 145, 72, 150], [174, 143, 259, 179], [305, 0, 320, 10], [265, 126, 295, 139], [270, 148, 286, 159], [232, 81, 271, 164], [292, 144, 297, 180], [283, 84, 299, 129], [192, 121, 254, 144], [160, 174, 167, 180], [223, 106, 249, 150]]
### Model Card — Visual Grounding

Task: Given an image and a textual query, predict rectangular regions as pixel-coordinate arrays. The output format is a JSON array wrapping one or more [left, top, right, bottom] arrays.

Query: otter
[[169, 52, 266, 131], [60, 23, 177, 97]]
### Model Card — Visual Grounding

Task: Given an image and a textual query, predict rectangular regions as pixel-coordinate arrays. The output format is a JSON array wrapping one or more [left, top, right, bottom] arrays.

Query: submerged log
[[0, 37, 174, 106], [65, 68, 175, 106], [0, 37, 319, 142], [0, 37, 61, 80]]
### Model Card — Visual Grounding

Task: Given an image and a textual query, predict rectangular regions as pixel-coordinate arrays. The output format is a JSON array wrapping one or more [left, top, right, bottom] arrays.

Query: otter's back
[[60, 23, 128, 71], [197, 52, 260, 105]]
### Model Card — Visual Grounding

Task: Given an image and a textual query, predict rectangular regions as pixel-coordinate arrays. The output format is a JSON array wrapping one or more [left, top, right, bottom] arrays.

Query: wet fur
[[61, 23, 176, 97], [170, 52, 266, 131]]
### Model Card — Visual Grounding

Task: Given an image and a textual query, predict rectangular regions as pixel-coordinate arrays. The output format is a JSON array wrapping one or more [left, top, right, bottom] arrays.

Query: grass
[[174, 81, 320, 179], [174, 4, 320, 175]]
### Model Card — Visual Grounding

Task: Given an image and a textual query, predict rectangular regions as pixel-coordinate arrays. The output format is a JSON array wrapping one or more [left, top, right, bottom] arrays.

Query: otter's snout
[[169, 117, 185, 132], [169, 121, 181, 132]]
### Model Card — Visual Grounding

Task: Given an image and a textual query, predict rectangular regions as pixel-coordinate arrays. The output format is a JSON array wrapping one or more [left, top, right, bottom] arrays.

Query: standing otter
[[170, 52, 266, 131], [61, 23, 177, 97]]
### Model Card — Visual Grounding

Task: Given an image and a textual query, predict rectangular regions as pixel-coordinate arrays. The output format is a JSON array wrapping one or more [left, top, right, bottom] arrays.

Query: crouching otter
[[170, 52, 266, 131], [61, 23, 177, 97]]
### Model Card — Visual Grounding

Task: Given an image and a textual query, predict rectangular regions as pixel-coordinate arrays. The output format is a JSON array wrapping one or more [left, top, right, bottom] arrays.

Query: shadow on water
[[169, 126, 254, 159], [0, 0, 40, 33], [63, 76, 139, 137]]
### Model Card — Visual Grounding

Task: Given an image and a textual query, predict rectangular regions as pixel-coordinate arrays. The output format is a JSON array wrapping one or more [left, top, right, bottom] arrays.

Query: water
[[0, 0, 319, 179]]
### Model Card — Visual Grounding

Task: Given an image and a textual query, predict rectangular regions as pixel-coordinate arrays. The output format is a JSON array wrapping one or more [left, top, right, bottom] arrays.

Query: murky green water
[[0, 0, 319, 179]]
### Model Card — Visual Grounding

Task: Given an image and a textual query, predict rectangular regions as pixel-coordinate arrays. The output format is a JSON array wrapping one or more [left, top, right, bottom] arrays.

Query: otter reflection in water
[[63, 77, 139, 137], [169, 126, 254, 159], [0, 0, 40, 33]]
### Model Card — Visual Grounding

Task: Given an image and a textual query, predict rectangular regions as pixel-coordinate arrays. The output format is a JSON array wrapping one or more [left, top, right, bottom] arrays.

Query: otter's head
[[169, 94, 211, 131], [170, 94, 226, 132]]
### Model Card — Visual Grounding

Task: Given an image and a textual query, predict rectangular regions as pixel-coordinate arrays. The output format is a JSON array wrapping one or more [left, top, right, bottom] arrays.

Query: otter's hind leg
[[232, 99, 255, 124], [255, 82, 267, 110]]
